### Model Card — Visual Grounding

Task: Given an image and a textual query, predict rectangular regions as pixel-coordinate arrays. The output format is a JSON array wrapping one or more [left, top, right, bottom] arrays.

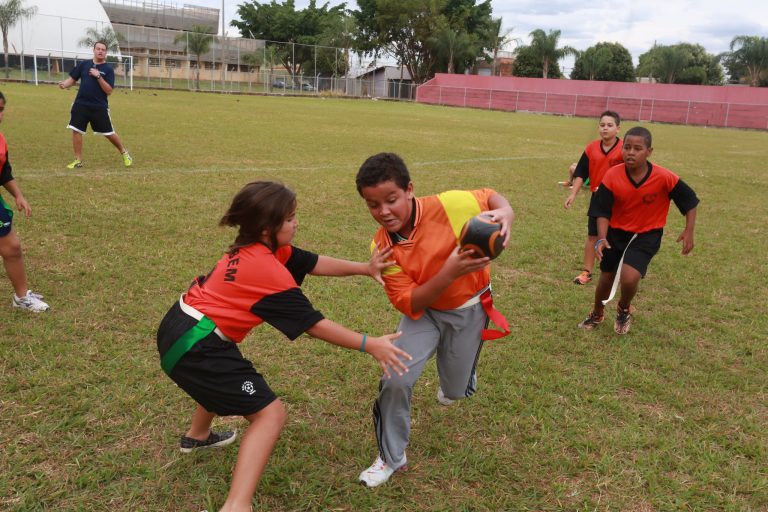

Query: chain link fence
[[6, 10, 416, 99]]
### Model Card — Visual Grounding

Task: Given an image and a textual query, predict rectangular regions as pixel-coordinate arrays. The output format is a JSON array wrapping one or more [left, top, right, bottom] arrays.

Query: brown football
[[459, 214, 505, 260]]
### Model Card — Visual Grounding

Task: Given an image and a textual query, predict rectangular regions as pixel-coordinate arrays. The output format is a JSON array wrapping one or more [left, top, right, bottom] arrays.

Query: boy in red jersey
[[578, 126, 699, 334], [564, 111, 623, 285], [355, 152, 514, 487]]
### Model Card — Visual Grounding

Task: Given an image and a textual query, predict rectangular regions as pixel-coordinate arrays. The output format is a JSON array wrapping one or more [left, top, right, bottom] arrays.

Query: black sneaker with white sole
[[180, 430, 236, 453]]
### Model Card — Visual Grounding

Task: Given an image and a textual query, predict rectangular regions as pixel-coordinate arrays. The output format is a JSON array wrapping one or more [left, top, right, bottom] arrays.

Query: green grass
[[1, 81, 766, 511]]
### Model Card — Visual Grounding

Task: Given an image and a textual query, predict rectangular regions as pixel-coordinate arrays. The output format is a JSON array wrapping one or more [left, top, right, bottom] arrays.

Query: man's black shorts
[[67, 103, 114, 135], [157, 301, 277, 416], [600, 228, 662, 277]]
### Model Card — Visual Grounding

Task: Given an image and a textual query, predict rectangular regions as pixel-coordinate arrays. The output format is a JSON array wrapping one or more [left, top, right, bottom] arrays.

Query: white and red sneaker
[[359, 455, 406, 487]]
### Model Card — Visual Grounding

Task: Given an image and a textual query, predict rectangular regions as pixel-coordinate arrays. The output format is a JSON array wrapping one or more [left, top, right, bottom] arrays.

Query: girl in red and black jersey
[[157, 181, 411, 512], [0, 91, 49, 312]]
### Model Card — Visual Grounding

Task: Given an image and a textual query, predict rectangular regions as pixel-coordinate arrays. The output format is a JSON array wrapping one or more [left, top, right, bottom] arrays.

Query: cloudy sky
[[194, 0, 768, 70]]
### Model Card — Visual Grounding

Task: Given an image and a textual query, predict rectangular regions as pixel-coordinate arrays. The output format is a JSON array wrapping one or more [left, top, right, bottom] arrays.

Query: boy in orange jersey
[[564, 111, 623, 285], [578, 126, 699, 335], [354, 152, 514, 487]]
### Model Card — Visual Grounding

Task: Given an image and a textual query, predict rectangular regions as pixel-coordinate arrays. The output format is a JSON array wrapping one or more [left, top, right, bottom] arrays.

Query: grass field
[[1, 81, 767, 511]]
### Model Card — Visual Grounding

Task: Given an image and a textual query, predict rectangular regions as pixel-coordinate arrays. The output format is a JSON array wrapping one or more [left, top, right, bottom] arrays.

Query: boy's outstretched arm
[[564, 177, 585, 208], [677, 207, 697, 255], [480, 193, 514, 246], [310, 246, 394, 284], [594, 217, 611, 259], [306, 319, 411, 378]]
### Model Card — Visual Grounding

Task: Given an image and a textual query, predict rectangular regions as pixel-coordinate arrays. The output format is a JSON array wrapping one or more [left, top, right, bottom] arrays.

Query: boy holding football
[[578, 126, 699, 334], [354, 152, 514, 487]]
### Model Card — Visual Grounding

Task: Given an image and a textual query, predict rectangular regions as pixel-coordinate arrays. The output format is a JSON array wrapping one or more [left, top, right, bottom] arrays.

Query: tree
[[637, 45, 689, 83], [525, 29, 577, 79], [78, 26, 121, 53], [353, 0, 495, 83], [429, 20, 477, 74], [313, 12, 357, 77], [353, 0, 444, 84], [637, 43, 723, 85], [512, 45, 562, 78], [0, 0, 37, 79], [173, 25, 216, 90], [485, 18, 519, 76], [570, 42, 635, 82], [232, 0, 347, 81], [720, 35, 768, 87]]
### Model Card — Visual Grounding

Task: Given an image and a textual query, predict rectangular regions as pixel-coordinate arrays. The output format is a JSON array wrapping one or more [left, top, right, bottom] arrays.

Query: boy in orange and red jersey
[[578, 126, 699, 335], [354, 152, 514, 487], [564, 111, 623, 285]]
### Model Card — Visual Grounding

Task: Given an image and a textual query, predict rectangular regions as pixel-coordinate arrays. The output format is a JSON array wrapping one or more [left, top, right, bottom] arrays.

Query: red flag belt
[[480, 289, 510, 341]]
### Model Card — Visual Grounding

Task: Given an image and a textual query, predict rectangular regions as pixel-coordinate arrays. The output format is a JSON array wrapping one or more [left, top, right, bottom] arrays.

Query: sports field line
[[19, 155, 553, 179]]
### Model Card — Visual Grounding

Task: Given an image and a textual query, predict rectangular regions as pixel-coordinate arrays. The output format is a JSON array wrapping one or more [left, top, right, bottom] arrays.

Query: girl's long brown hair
[[219, 181, 296, 254]]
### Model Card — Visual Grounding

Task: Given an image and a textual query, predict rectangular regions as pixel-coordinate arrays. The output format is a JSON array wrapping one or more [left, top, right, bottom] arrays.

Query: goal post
[[33, 49, 133, 90]]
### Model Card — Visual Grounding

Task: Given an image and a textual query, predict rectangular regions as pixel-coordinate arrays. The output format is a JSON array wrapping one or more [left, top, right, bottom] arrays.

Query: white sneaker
[[437, 387, 455, 406], [12, 290, 50, 312], [359, 455, 405, 487]]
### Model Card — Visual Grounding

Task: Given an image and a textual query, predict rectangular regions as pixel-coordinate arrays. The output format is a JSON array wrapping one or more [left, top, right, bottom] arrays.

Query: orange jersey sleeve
[[372, 189, 495, 319]]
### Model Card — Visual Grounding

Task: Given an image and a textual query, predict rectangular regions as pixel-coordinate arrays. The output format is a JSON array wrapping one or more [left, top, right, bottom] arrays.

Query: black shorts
[[587, 215, 597, 237], [600, 228, 662, 277], [68, 103, 115, 135], [157, 301, 277, 416]]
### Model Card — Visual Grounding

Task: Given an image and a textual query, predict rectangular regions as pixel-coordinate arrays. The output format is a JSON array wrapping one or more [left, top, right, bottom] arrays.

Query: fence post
[[488, 89, 492, 110], [544, 92, 547, 112], [724, 102, 730, 128], [685, 100, 691, 125], [650, 99, 654, 123], [573, 94, 577, 116], [464, 87, 467, 107], [515, 90, 519, 111], [438, 85, 442, 105]]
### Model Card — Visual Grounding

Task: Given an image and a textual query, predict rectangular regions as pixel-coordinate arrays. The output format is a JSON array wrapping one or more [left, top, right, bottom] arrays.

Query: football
[[458, 214, 505, 260]]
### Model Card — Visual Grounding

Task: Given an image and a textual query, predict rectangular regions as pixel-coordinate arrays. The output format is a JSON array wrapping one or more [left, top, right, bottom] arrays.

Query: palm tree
[[527, 28, 577, 79], [174, 25, 216, 90], [487, 18, 519, 76], [78, 26, 121, 53], [727, 35, 768, 87], [0, 0, 37, 78], [430, 27, 474, 74]]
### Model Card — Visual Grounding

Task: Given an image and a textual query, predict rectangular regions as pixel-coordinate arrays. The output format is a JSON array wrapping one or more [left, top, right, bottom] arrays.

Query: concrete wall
[[417, 74, 768, 129]]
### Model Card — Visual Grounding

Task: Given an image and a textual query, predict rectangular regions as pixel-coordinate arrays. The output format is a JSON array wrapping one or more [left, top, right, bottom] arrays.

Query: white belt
[[455, 285, 491, 310], [179, 295, 232, 342]]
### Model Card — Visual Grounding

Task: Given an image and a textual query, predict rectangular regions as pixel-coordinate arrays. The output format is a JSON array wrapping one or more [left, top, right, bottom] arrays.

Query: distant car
[[271, 79, 290, 89], [300, 82, 315, 91]]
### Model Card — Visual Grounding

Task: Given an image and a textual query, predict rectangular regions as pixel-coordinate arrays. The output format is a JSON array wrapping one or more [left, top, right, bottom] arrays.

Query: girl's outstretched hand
[[365, 332, 411, 378], [368, 244, 395, 285]]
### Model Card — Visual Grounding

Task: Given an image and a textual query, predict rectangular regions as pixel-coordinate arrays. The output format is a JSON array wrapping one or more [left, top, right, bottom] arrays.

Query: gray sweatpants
[[373, 301, 487, 469]]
